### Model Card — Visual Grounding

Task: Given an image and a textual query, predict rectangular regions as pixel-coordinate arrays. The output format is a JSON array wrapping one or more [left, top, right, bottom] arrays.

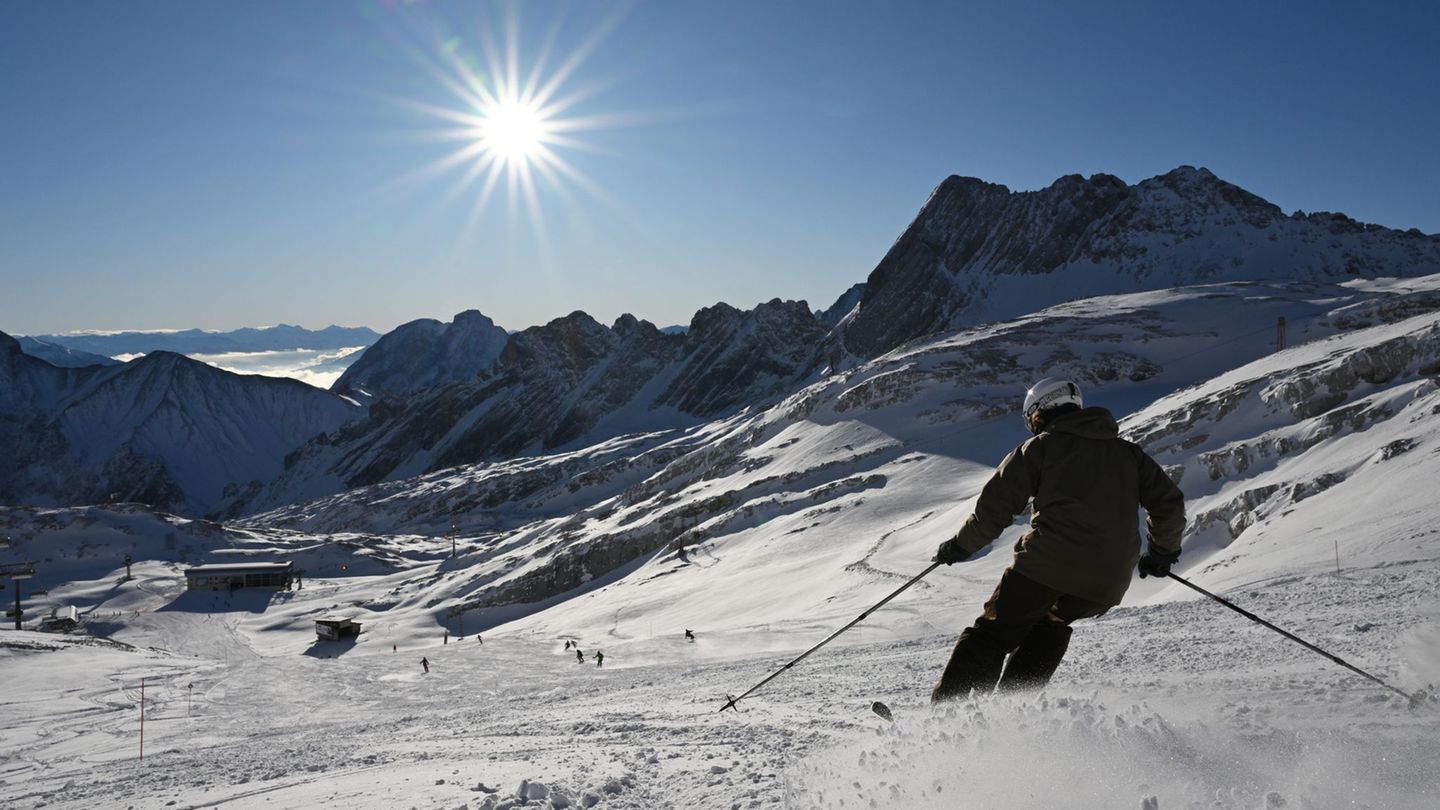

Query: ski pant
[[932, 567, 1110, 703]]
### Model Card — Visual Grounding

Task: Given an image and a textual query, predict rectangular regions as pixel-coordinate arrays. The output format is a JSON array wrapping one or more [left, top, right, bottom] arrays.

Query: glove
[[1138, 545, 1180, 578], [933, 537, 971, 565]]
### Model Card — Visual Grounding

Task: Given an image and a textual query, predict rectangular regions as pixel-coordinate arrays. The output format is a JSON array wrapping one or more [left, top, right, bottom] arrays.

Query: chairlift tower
[[2, 562, 37, 630]]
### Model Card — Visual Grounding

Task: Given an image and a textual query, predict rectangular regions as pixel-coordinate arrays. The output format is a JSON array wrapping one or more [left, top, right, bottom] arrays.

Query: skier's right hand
[[933, 537, 971, 565]]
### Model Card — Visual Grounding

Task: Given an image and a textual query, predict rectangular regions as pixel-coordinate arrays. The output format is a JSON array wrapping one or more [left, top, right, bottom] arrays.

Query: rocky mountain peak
[[839, 166, 1440, 359], [333, 309, 509, 402]]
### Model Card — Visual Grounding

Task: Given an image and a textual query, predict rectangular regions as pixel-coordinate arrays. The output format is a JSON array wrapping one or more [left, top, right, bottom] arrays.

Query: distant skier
[[596, 651, 604, 668], [443, 632, 449, 645], [684, 629, 695, 642], [476, 634, 483, 645], [575, 648, 584, 663], [421, 657, 430, 674], [564, 640, 572, 650], [930, 378, 1186, 702]]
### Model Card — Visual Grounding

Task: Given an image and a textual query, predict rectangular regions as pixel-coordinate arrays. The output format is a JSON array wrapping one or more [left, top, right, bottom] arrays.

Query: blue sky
[[3, 0, 1437, 335]]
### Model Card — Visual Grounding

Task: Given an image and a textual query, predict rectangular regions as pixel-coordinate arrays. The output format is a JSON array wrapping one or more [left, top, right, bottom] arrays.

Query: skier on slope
[[576, 648, 584, 663], [596, 651, 604, 668], [685, 629, 695, 642], [421, 656, 430, 674], [930, 378, 1186, 702]]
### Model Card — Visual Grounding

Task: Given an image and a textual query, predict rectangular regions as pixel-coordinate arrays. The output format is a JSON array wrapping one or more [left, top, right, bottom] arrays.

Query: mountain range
[[5, 166, 1439, 528], [23, 323, 380, 358]]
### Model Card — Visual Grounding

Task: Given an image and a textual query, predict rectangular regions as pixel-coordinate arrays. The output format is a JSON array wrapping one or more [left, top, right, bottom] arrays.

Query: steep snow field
[[4, 278, 1440, 808]]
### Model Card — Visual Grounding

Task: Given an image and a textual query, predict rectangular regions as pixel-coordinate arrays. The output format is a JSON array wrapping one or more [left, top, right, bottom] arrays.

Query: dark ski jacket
[[950, 407, 1186, 605]]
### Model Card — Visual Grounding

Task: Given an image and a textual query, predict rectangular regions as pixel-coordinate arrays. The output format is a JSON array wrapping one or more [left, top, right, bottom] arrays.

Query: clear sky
[[3, 0, 1437, 335]]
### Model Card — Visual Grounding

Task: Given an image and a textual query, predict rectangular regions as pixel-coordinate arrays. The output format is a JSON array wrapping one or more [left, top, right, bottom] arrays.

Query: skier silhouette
[[421, 657, 430, 674], [564, 640, 571, 650], [684, 629, 695, 642], [575, 648, 584, 663], [596, 651, 604, 668]]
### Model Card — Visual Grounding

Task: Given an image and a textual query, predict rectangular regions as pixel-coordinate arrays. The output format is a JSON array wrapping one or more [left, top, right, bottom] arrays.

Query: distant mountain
[[0, 331, 362, 515], [30, 324, 380, 357], [15, 336, 121, 368], [331, 310, 509, 403], [837, 166, 1440, 358], [228, 299, 828, 513]]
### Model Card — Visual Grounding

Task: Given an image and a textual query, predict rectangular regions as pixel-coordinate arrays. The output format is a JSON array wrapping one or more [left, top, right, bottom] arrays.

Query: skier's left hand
[[933, 537, 971, 565], [1137, 545, 1180, 578]]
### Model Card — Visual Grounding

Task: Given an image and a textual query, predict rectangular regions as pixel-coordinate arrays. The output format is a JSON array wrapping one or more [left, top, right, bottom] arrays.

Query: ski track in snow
[[2, 561, 1437, 809]]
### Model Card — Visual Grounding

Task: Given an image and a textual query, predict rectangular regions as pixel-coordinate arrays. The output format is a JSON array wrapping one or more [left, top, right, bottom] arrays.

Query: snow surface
[[4, 278, 1440, 808]]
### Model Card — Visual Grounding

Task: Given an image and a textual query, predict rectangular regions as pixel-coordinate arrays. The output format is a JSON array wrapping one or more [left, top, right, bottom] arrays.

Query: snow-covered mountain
[[331, 310, 510, 403], [837, 166, 1440, 358], [29, 323, 380, 357], [0, 331, 362, 515], [230, 299, 828, 513]]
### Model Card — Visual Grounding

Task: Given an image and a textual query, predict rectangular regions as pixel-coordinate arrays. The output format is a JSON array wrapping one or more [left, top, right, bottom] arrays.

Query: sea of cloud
[[187, 346, 368, 389]]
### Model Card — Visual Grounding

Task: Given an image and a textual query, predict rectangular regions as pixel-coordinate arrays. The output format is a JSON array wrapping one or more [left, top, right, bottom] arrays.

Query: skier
[[476, 634, 483, 645], [930, 378, 1185, 702], [564, 640, 572, 650], [684, 629, 695, 642], [421, 656, 430, 674], [596, 651, 604, 668], [575, 648, 584, 663], [443, 632, 449, 645]]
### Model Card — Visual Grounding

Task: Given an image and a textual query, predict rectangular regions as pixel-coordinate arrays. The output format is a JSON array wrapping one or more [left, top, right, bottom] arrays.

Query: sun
[[379, 4, 641, 233], [475, 97, 548, 166]]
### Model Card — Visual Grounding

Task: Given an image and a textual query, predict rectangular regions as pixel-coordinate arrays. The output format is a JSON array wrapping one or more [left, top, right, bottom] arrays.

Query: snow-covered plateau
[[4, 275, 1439, 809]]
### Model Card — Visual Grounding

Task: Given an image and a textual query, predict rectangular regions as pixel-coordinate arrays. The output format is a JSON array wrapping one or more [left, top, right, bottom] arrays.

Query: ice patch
[[786, 694, 1439, 809]]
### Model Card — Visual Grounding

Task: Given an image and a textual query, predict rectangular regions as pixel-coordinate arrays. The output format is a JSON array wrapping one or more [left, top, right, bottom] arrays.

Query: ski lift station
[[314, 615, 362, 641], [183, 561, 297, 591]]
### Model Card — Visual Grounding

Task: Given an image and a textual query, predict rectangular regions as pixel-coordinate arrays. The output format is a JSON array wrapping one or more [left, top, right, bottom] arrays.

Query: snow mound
[[786, 694, 1439, 809]]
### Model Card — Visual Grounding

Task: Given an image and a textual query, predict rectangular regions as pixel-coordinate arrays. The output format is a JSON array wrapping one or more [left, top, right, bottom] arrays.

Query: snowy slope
[[4, 276, 1439, 808]]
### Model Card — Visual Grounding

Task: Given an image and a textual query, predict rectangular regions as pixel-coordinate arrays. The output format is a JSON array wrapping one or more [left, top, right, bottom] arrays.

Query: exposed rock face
[[655, 299, 830, 417], [332, 310, 509, 402], [234, 301, 828, 512], [0, 332, 361, 515], [840, 167, 1440, 358]]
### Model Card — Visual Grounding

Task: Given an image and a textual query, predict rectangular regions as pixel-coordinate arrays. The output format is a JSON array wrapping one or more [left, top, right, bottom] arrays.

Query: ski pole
[[720, 562, 941, 712], [1168, 572, 1420, 705]]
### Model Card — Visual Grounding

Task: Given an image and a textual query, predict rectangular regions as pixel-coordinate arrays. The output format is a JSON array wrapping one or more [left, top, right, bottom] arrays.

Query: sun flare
[[383, 5, 642, 233], [474, 97, 548, 166]]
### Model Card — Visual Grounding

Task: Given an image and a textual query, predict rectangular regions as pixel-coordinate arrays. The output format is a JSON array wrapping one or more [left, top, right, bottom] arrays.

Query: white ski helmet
[[1023, 378, 1083, 433]]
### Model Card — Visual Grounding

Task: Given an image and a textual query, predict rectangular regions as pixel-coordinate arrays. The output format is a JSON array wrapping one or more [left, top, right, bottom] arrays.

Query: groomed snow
[[4, 278, 1440, 808]]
